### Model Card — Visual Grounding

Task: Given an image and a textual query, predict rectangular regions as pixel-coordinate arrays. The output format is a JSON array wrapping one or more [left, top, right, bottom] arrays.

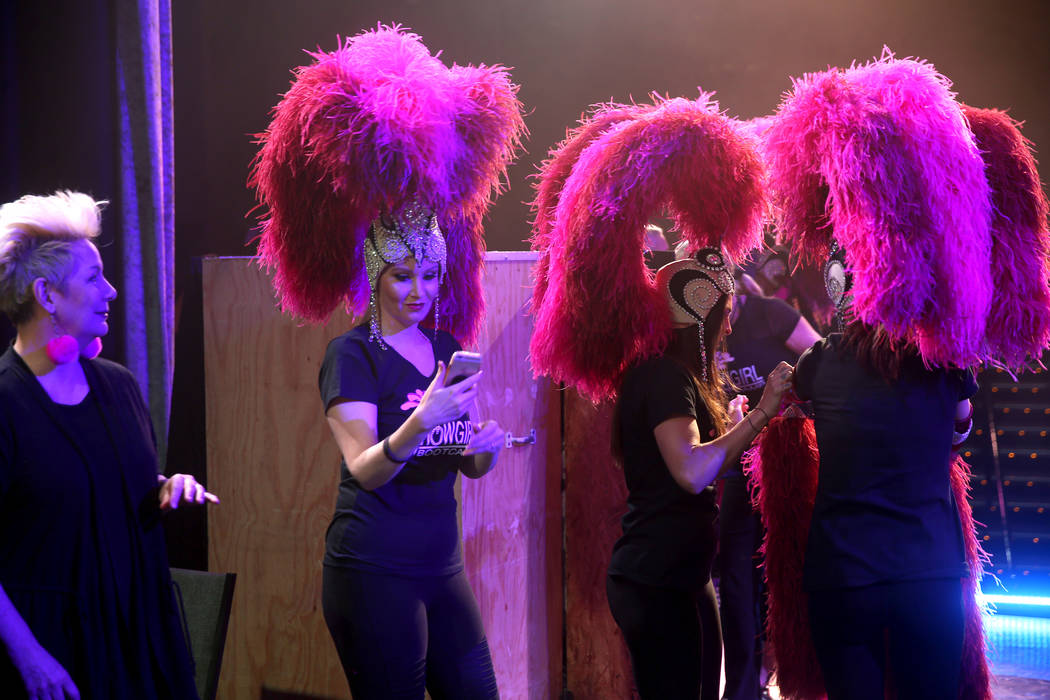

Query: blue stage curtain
[[114, 0, 175, 467]]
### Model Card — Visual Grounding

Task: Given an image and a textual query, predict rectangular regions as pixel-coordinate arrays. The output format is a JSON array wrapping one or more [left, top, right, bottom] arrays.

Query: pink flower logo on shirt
[[401, 389, 425, 411]]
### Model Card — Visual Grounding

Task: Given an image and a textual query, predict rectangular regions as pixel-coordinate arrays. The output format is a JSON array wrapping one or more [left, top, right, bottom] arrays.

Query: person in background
[[717, 270, 821, 700], [0, 191, 215, 699]]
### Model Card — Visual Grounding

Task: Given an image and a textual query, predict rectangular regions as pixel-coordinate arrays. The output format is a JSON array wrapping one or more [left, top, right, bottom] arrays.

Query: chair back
[[171, 567, 236, 700]]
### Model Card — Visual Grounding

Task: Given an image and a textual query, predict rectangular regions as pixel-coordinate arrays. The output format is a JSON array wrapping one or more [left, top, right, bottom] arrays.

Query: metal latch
[[505, 429, 536, 449]]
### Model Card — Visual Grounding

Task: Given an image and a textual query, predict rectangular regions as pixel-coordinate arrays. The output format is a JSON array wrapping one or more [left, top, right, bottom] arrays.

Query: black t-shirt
[[794, 335, 978, 591], [319, 325, 470, 576], [609, 356, 719, 591], [724, 295, 801, 405], [722, 295, 802, 477]]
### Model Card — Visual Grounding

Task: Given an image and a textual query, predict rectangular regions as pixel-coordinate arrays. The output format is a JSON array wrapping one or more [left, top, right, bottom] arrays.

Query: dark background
[[3, 0, 1049, 568], [171, 0, 1050, 260]]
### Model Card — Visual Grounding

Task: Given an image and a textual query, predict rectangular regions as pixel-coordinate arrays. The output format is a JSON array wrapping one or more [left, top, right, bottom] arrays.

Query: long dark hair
[[611, 294, 731, 462]]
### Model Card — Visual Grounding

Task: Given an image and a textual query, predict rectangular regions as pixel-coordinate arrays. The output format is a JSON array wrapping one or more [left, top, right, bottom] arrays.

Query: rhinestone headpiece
[[364, 201, 447, 346], [824, 240, 854, 330], [656, 248, 735, 380], [658, 248, 735, 325], [364, 201, 447, 291]]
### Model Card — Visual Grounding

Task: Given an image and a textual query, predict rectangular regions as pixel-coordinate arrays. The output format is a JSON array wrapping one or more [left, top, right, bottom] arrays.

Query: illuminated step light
[[981, 593, 1050, 608]]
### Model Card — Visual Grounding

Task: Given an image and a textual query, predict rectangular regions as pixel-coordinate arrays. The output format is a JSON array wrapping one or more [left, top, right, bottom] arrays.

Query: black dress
[[0, 348, 197, 699]]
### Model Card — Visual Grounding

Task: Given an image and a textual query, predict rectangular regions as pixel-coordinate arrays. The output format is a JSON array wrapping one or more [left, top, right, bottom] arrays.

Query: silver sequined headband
[[364, 201, 447, 290], [364, 201, 448, 346]]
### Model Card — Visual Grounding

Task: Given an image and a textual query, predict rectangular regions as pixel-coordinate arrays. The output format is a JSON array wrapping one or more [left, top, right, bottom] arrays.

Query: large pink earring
[[45, 335, 79, 364], [45, 314, 79, 364], [81, 337, 103, 359]]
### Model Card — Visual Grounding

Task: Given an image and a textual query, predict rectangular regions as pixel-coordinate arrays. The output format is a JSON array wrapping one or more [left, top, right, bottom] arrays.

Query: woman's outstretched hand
[[414, 361, 481, 430], [11, 639, 80, 700], [758, 361, 795, 418], [159, 473, 220, 510], [728, 395, 749, 426]]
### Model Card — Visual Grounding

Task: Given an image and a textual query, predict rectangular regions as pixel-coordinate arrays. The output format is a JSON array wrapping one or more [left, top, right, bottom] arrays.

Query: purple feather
[[765, 52, 992, 367]]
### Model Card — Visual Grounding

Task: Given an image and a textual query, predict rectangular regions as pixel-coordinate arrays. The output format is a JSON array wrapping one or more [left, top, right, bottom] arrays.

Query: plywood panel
[[203, 257, 352, 700], [461, 253, 563, 700], [563, 394, 636, 699], [204, 254, 562, 700]]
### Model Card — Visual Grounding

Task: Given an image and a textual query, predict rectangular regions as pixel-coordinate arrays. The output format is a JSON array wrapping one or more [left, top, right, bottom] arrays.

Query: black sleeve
[[793, 341, 821, 401], [319, 335, 379, 411], [764, 297, 803, 345], [642, 361, 698, 433]]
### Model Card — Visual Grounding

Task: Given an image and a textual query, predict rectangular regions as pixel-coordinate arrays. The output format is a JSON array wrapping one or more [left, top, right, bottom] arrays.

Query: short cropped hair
[[0, 191, 106, 326]]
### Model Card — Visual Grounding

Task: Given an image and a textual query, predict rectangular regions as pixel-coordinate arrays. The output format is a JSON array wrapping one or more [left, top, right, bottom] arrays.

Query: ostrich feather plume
[[962, 105, 1050, 369], [530, 94, 766, 400], [249, 24, 526, 343], [764, 52, 992, 367]]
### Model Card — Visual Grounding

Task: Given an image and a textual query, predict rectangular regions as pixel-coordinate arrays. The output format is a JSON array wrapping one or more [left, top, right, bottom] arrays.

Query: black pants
[[808, 578, 964, 700], [717, 475, 765, 700], [322, 566, 498, 700], [607, 574, 722, 700]]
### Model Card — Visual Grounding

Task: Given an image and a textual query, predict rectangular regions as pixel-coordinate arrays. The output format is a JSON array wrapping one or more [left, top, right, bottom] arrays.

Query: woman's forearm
[[711, 406, 771, 468], [0, 583, 41, 663], [679, 407, 772, 492], [346, 413, 430, 490]]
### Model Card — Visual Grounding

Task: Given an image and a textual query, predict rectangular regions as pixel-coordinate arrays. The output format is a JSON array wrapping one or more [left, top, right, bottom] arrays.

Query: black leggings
[[607, 574, 722, 700], [808, 578, 964, 700], [322, 566, 498, 700]]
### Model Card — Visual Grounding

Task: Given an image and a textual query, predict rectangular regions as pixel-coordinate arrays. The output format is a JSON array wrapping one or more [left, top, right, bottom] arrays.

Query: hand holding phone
[[445, 351, 482, 386]]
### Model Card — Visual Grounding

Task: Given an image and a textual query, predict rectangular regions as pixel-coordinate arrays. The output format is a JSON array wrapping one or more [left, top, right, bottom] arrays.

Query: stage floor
[[988, 614, 1050, 699]]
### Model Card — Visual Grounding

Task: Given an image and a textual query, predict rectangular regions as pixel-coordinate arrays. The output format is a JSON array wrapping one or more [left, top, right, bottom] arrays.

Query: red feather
[[249, 25, 526, 344], [744, 415, 825, 699], [530, 95, 767, 400]]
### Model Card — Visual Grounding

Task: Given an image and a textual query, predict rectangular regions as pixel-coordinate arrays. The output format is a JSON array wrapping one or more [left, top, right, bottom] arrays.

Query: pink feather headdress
[[961, 105, 1050, 368], [530, 94, 767, 401], [763, 52, 993, 367], [249, 24, 526, 344], [530, 101, 656, 316]]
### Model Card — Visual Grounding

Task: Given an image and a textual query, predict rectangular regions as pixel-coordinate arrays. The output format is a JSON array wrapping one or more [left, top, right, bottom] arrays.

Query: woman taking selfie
[[249, 26, 526, 699]]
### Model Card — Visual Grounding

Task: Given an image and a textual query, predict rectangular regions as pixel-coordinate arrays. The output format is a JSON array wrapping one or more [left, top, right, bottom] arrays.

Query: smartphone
[[445, 351, 482, 386]]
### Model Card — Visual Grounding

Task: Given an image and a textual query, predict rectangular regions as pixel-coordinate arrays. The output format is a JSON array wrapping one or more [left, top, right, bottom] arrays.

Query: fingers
[[167, 475, 185, 509], [160, 475, 219, 510], [767, 362, 794, 392], [450, 371, 483, 391], [463, 421, 503, 456], [425, 362, 447, 395]]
